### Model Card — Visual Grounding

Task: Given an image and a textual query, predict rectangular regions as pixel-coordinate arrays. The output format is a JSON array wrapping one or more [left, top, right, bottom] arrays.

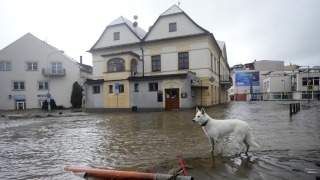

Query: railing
[[220, 75, 232, 83], [42, 68, 66, 76]]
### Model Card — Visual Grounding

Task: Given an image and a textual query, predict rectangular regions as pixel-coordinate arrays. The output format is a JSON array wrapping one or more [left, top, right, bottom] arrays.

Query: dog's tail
[[245, 132, 260, 148]]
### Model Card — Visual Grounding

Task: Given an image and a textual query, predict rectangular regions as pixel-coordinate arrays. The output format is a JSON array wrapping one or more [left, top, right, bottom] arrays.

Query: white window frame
[[13, 81, 25, 90], [0, 61, 11, 71], [26, 62, 38, 71], [38, 81, 48, 90], [51, 62, 63, 74]]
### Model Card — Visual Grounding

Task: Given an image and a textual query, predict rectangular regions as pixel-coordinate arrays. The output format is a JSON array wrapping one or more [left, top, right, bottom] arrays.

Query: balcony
[[220, 75, 232, 89], [42, 68, 66, 76]]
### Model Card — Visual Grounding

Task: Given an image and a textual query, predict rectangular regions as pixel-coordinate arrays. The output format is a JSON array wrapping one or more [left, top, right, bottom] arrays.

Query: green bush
[[70, 81, 83, 108], [42, 99, 57, 109]]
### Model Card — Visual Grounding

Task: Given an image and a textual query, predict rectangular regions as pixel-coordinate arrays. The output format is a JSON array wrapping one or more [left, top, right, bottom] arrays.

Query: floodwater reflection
[[0, 101, 319, 179]]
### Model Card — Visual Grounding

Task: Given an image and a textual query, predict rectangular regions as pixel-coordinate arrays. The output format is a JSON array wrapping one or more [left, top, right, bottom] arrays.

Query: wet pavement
[[0, 101, 319, 179]]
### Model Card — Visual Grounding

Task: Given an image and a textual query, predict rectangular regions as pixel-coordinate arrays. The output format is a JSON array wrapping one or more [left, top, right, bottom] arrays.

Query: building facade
[[229, 60, 320, 101], [0, 33, 91, 110], [86, 5, 231, 111], [263, 67, 320, 101], [229, 60, 285, 101]]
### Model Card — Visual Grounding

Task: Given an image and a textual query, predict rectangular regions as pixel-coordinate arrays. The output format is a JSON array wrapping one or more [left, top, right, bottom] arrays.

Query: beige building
[[86, 5, 231, 111], [0, 33, 91, 110]]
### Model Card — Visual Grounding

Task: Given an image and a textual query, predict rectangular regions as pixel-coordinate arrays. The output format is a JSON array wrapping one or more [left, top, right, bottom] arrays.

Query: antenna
[[178, 1, 181, 6]]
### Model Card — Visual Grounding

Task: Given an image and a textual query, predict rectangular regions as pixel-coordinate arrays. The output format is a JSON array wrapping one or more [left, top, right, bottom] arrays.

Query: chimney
[[80, 56, 83, 64]]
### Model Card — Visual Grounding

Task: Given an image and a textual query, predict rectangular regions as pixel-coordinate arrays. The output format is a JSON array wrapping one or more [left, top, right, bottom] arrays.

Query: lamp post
[[281, 79, 285, 100], [46, 50, 64, 110]]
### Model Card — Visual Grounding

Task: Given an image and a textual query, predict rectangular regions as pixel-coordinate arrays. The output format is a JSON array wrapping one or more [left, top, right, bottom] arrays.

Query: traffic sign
[[115, 83, 119, 95]]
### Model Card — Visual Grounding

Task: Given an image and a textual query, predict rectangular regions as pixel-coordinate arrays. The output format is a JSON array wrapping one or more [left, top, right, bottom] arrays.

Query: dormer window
[[114, 32, 120, 40], [169, 22, 177, 32]]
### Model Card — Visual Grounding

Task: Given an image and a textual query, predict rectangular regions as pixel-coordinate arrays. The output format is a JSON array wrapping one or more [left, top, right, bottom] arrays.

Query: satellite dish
[[133, 21, 138, 27], [133, 15, 138, 20]]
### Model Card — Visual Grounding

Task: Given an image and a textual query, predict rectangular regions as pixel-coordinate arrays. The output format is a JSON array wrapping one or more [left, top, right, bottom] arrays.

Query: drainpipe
[[218, 55, 221, 104], [140, 43, 144, 77]]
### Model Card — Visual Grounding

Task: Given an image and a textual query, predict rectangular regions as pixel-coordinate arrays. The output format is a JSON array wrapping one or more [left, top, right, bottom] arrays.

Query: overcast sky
[[1, 0, 319, 68]]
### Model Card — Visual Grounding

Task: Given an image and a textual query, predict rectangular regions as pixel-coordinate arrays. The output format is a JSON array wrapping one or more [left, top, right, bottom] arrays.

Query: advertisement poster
[[235, 72, 260, 86]]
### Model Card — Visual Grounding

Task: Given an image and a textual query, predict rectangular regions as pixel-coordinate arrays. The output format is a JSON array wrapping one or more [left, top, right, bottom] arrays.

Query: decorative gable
[[144, 5, 208, 42], [90, 16, 147, 51]]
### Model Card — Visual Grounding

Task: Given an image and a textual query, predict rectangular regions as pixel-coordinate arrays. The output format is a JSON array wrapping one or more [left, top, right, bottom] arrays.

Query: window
[[149, 82, 158, 91], [93, 86, 100, 94], [0, 62, 11, 71], [51, 62, 63, 74], [26, 62, 38, 71], [169, 22, 177, 32], [178, 52, 189, 69], [119, 84, 124, 93], [151, 55, 161, 71], [157, 91, 163, 102], [302, 77, 319, 86], [108, 58, 125, 72], [13, 81, 25, 90], [134, 83, 139, 92], [38, 81, 48, 90], [315, 77, 319, 85], [109, 85, 113, 93], [114, 32, 120, 40]]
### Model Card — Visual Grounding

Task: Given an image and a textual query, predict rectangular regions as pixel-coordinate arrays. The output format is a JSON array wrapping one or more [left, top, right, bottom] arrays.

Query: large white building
[[0, 33, 91, 110], [86, 5, 231, 111]]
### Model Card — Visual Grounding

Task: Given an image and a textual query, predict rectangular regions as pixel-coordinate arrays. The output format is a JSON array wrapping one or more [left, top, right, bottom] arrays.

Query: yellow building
[[86, 5, 231, 111]]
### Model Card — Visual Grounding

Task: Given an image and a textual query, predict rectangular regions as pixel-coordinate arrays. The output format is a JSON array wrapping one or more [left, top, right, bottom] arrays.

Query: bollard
[[290, 104, 292, 116]]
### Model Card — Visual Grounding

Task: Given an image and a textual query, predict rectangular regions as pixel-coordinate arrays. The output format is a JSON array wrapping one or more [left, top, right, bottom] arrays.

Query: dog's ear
[[196, 107, 199, 112], [201, 108, 205, 114]]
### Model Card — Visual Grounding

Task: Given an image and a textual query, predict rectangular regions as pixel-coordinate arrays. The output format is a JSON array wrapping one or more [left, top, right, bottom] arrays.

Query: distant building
[[229, 60, 284, 101], [229, 60, 320, 101], [0, 33, 92, 110], [263, 66, 320, 101], [86, 5, 231, 111]]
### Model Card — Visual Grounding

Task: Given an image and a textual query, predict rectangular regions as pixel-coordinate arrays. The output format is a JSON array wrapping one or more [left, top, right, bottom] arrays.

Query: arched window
[[108, 58, 125, 72]]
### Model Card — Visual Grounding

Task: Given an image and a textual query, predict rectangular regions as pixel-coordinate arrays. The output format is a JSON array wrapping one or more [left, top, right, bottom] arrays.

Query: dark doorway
[[165, 88, 180, 111]]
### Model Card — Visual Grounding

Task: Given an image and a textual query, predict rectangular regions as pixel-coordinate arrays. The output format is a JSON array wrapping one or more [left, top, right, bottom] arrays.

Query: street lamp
[[281, 79, 285, 100], [46, 50, 64, 110]]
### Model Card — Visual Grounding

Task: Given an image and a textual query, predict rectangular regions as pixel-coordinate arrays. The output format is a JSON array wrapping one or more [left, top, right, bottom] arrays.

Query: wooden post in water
[[290, 104, 293, 116]]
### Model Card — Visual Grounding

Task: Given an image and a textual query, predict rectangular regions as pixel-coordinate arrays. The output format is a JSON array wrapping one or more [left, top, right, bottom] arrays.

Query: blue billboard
[[235, 72, 260, 86]]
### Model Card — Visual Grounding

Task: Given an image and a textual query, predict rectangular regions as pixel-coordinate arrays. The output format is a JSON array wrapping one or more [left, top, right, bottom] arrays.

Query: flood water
[[0, 101, 319, 179]]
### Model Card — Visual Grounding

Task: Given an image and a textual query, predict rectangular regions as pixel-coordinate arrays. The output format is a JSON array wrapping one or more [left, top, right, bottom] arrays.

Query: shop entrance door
[[165, 88, 179, 111], [15, 101, 25, 110]]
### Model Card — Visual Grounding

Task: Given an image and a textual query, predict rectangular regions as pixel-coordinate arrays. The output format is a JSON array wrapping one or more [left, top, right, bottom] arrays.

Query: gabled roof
[[0, 33, 79, 65], [109, 16, 147, 39], [160, 4, 183, 16], [217, 40, 225, 51], [143, 5, 210, 42], [89, 16, 147, 51]]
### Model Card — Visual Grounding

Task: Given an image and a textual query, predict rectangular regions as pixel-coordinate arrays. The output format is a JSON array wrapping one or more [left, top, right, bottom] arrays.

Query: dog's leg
[[236, 136, 246, 155], [244, 141, 250, 157], [209, 137, 215, 153]]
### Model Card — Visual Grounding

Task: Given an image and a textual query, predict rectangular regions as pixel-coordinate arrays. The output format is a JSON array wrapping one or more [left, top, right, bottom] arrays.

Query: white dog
[[192, 107, 259, 156]]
